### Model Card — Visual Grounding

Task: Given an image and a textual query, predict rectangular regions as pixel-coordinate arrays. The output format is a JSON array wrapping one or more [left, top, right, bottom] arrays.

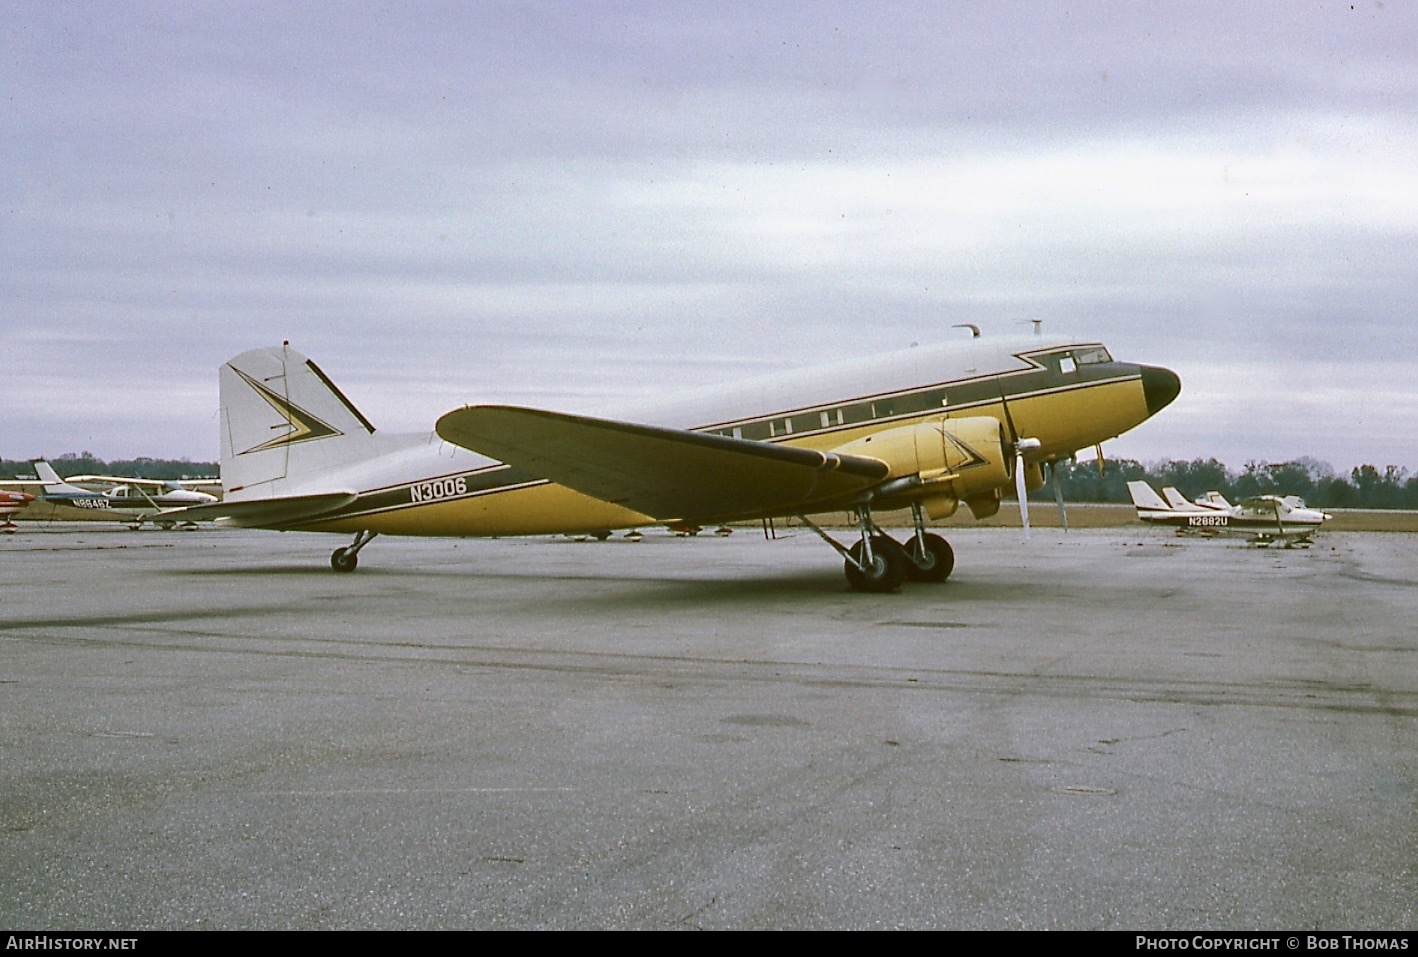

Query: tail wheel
[[330, 548, 358, 572], [844, 536, 908, 593], [906, 533, 955, 583]]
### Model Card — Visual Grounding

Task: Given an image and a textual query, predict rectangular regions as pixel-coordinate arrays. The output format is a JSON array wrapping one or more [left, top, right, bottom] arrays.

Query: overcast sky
[[5, 1, 1416, 474]]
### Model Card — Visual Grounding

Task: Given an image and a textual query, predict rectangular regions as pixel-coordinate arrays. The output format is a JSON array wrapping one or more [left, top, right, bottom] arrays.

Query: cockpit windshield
[[1074, 346, 1112, 365]]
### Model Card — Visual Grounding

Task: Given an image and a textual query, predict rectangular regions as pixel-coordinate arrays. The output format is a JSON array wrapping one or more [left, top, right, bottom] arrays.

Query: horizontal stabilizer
[[155, 491, 358, 528], [435, 405, 890, 523]]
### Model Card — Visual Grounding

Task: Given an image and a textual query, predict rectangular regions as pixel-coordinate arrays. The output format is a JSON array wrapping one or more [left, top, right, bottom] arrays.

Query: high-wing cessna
[[1127, 481, 1331, 546], [24, 462, 215, 528], [168, 331, 1180, 591], [62, 475, 220, 508]]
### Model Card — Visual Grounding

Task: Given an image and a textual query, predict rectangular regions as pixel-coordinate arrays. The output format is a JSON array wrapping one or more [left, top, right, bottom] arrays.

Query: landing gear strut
[[904, 501, 954, 583], [331, 530, 378, 572], [798, 503, 954, 593]]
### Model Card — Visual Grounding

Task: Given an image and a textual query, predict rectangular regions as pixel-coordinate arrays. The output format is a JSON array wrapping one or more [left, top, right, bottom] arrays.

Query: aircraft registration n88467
[[169, 330, 1180, 591]]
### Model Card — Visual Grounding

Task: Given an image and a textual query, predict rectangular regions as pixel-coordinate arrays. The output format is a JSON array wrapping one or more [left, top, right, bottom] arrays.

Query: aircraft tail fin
[[219, 345, 379, 498], [32, 461, 91, 496], [1161, 486, 1193, 509], [1201, 491, 1233, 510], [33, 461, 63, 486], [1127, 480, 1170, 512]]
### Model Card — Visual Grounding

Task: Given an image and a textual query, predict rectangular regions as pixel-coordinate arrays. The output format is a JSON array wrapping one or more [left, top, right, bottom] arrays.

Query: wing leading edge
[[435, 405, 890, 523]]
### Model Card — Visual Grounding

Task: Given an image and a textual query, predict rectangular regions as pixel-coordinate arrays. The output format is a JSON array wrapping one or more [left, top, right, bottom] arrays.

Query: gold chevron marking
[[940, 429, 990, 471], [234, 367, 343, 455]]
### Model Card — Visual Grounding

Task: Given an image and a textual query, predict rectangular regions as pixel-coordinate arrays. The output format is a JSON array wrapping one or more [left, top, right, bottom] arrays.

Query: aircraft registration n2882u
[[171, 329, 1180, 591]]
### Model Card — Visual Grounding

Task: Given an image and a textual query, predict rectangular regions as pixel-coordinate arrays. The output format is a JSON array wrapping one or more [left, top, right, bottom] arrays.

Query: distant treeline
[[1, 453, 218, 482], [5, 452, 1416, 510], [1039, 457, 1418, 510]]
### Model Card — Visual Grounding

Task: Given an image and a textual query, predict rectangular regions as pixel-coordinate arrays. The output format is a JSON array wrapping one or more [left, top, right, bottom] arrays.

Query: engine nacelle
[[832, 415, 1010, 516]]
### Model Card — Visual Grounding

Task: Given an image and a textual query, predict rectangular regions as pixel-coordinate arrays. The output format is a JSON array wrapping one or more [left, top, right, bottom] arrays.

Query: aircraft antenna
[[952, 323, 981, 338]]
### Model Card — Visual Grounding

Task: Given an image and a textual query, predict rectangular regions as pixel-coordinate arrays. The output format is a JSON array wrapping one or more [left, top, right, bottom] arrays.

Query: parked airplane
[[165, 332, 1180, 591], [28, 462, 213, 528], [100, 481, 217, 509], [1, 490, 34, 531], [63, 475, 221, 507], [32, 461, 128, 512], [1127, 481, 1331, 546]]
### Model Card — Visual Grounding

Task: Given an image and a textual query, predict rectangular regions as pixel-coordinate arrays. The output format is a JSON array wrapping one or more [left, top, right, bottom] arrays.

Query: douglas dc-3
[[166, 330, 1180, 591]]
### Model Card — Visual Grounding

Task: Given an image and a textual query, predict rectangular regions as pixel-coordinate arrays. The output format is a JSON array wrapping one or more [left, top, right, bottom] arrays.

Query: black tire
[[844, 536, 907, 593], [905, 533, 955, 582], [331, 548, 358, 572], [592, 530, 612, 541]]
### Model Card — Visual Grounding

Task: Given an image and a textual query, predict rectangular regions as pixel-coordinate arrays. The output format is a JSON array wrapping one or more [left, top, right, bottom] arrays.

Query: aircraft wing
[[65, 475, 220, 489], [436, 406, 890, 523], [153, 491, 358, 528]]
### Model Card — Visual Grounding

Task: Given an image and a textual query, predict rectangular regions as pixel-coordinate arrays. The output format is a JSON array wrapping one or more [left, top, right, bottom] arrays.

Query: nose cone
[[1140, 365, 1181, 417]]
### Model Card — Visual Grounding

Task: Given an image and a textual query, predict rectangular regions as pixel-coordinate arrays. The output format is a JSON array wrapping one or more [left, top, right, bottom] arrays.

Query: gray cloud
[[5, 1, 1416, 471]]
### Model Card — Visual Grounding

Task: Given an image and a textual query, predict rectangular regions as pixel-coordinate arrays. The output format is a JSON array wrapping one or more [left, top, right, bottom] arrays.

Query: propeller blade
[[1012, 438, 1041, 539], [1095, 444, 1105, 479], [1016, 451, 1031, 537], [1052, 462, 1069, 532]]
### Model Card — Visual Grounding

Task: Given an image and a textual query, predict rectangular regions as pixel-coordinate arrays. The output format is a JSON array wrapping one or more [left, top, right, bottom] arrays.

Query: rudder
[[1127, 481, 1170, 511], [220, 345, 377, 497]]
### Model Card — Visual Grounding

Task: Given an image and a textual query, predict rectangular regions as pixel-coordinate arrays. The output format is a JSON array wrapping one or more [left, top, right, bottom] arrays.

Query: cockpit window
[[1074, 346, 1112, 365]]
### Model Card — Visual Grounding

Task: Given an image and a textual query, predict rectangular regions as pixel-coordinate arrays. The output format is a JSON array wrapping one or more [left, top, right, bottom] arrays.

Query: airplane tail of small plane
[[219, 345, 379, 498], [1127, 480, 1171, 513], [32, 461, 92, 497], [1161, 486, 1193, 509], [1202, 491, 1233, 510]]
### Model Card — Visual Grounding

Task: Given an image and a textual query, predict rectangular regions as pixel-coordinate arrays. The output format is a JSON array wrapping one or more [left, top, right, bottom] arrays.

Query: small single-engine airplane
[[26, 462, 215, 528], [1127, 481, 1332, 546], [165, 331, 1180, 591], [62, 475, 221, 508], [1, 490, 34, 531]]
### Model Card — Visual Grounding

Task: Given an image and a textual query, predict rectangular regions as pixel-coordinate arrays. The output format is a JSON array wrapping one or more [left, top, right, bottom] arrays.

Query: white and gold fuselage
[[210, 333, 1179, 538]]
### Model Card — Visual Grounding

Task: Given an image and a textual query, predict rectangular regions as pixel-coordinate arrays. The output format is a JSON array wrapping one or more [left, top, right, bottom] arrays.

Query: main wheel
[[844, 536, 908, 593], [905, 532, 955, 582], [331, 548, 358, 572]]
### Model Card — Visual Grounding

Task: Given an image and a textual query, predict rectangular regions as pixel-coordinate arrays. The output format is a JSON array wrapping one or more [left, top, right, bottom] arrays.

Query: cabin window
[[842, 404, 872, 425], [1059, 355, 1077, 375], [785, 413, 812, 434], [897, 391, 938, 415]]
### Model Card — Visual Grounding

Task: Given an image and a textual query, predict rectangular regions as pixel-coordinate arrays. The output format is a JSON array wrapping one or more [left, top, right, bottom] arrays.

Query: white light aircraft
[[26, 462, 217, 528], [63, 475, 221, 508], [1128, 481, 1331, 546], [167, 331, 1180, 591]]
